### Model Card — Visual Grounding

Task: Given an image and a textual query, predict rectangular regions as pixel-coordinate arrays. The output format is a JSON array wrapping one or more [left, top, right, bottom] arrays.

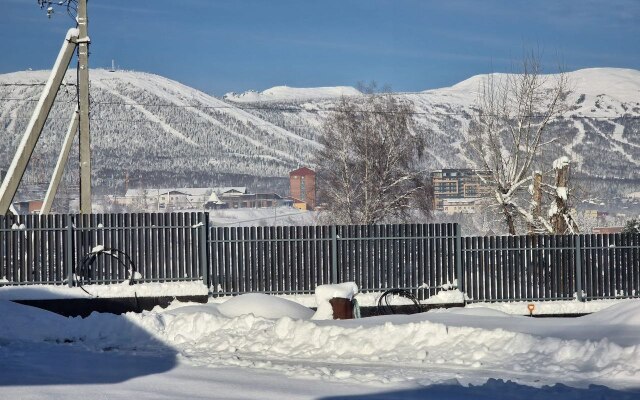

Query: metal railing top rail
[[0, 225, 202, 233], [208, 234, 458, 243]]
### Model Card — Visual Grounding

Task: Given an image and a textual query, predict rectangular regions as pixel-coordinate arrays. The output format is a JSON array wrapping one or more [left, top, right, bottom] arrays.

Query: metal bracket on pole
[[41, 107, 79, 214], [0, 30, 78, 215]]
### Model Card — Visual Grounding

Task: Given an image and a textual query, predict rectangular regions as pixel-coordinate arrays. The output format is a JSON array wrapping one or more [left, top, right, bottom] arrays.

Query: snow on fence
[[0, 212, 639, 303]]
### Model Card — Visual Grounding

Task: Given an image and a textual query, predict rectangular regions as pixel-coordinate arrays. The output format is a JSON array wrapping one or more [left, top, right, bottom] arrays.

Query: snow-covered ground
[[209, 207, 318, 227], [1, 294, 640, 399]]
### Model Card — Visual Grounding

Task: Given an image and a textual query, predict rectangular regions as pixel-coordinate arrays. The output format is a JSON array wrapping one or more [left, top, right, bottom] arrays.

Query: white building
[[113, 187, 249, 211]]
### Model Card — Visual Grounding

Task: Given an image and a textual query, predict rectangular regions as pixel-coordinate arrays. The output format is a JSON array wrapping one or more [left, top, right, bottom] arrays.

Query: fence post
[[455, 224, 463, 294], [199, 219, 209, 290], [66, 219, 74, 288], [330, 225, 338, 284], [574, 234, 584, 302]]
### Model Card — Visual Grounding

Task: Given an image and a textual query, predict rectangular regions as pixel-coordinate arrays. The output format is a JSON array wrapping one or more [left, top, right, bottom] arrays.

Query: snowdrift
[[2, 296, 640, 390]]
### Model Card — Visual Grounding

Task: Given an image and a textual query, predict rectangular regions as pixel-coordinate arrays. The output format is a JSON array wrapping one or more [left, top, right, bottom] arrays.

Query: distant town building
[[584, 210, 609, 220], [206, 189, 290, 210], [113, 187, 292, 211], [12, 199, 44, 214], [431, 169, 490, 211], [442, 198, 480, 214], [289, 167, 316, 210], [592, 226, 624, 234], [117, 187, 214, 210]]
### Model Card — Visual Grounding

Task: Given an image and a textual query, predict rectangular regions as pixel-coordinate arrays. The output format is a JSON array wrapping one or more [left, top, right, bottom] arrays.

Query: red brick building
[[289, 167, 316, 210]]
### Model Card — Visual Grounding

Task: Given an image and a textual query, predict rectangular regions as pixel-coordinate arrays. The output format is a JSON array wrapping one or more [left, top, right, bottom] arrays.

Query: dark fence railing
[[461, 235, 579, 302], [0, 213, 207, 286], [209, 223, 458, 297], [1, 212, 639, 303]]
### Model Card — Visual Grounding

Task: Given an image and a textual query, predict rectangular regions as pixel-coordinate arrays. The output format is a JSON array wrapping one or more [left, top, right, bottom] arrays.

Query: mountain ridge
[[0, 67, 639, 204]]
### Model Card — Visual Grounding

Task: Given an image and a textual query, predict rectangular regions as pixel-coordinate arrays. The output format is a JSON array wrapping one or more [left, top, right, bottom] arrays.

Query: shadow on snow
[[320, 378, 640, 400], [0, 295, 177, 387]]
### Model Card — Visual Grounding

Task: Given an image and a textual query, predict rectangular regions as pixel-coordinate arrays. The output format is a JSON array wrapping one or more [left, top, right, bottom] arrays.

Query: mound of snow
[[216, 293, 314, 320], [224, 86, 361, 103], [579, 299, 640, 326], [0, 300, 69, 342]]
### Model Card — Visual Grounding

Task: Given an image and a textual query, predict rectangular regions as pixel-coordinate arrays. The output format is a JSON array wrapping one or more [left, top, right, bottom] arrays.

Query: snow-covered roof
[[290, 167, 315, 177], [443, 198, 480, 205], [125, 188, 213, 197], [212, 187, 247, 195], [206, 192, 224, 204]]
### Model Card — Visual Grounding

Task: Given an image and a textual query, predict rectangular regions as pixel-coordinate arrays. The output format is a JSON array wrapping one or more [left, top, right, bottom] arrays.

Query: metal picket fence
[[459, 233, 640, 302], [0, 213, 207, 286], [209, 223, 458, 297], [1, 212, 639, 303]]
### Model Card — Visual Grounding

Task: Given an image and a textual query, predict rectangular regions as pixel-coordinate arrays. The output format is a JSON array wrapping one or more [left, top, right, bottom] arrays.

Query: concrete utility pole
[[0, 29, 79, 215], [77, 0, 92, 213], [41, 107, 79, 214]]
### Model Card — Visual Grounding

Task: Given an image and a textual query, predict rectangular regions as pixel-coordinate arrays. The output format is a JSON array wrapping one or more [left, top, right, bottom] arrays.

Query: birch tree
[[467, 53, 569, 235], [316, 94, 432, 224]]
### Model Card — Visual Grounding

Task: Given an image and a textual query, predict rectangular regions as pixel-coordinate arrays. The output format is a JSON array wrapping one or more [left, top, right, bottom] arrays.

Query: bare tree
[[316, 94, 432, 225], [467, 52, 569, 235]]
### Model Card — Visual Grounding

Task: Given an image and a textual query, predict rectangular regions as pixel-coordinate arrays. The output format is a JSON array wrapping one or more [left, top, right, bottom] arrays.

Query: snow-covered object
[[552, 156, 570, 170], [312, 282, 358, 320], [548, 202, 558, 218], [65, 28, 79, 40], [216, 293, 314, 320], [556, 186, 568, 200]]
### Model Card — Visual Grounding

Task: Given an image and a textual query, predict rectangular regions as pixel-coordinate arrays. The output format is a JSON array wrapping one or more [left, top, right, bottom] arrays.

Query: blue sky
[[1, 0, 639, 95]]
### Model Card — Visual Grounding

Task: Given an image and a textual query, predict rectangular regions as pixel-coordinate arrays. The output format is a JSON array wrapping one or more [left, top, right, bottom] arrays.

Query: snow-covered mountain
[[0, 69, 320, 194], [0, 68, 639, 199], [223, 86, 361, 103], [230, 68, 640, 181]]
